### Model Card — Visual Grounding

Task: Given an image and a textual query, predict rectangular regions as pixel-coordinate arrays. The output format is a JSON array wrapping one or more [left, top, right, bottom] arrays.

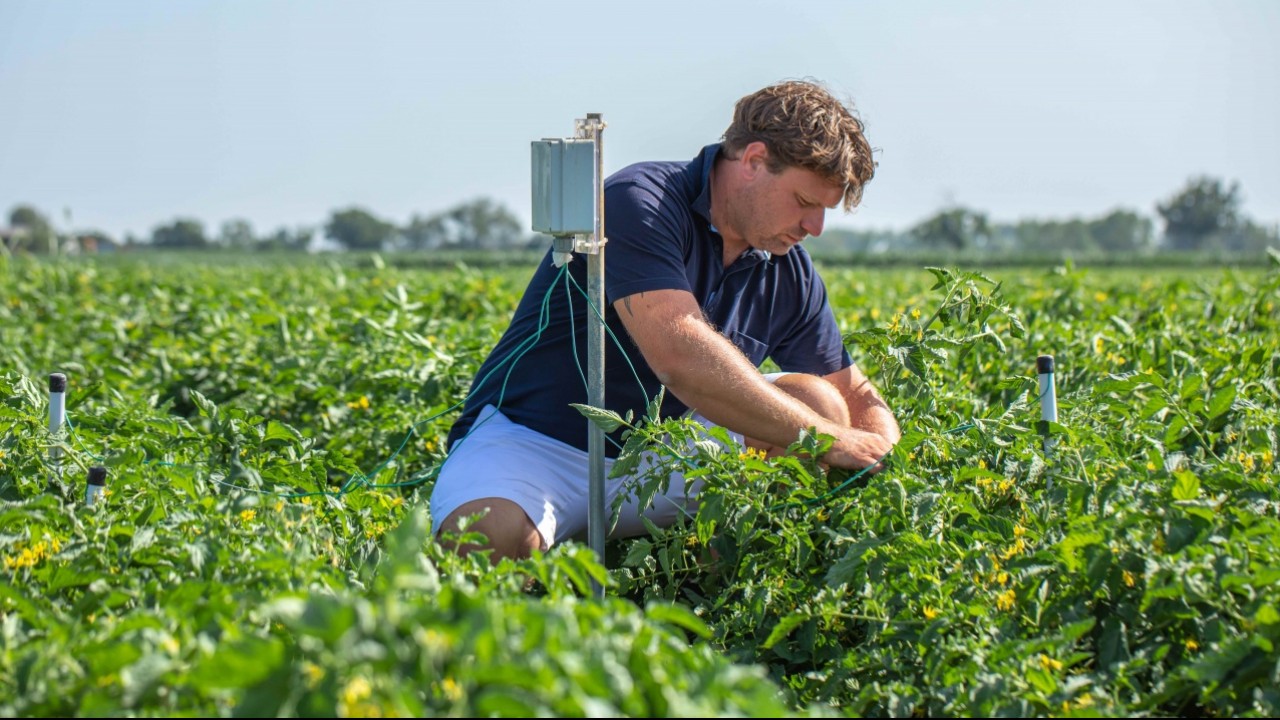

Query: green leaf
[[1058, 529, 1105, 574], [623, 538, 653, 568], [0, 581, 48, 627], [1207, 383, 1236, 420], [267, 595, 356, 645], [646, 602, 712, 639], [1171, 470, 1200, 501], [569, 403, 625, 433], [130, 525, 157, 554], [188, 636, 285, 689], [1179, 373, 1204, 400], [263, 420, 303, 444], [190, 389, 217, 419], [1256, 604, 1279, 626], [1109, 315, 1135, 338], [1025, 666, 1057, 695], [762, 612, 808, 650]]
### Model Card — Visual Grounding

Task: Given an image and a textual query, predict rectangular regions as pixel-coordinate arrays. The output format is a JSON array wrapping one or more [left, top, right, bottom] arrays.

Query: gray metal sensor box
[[531, 138, 595, 235]]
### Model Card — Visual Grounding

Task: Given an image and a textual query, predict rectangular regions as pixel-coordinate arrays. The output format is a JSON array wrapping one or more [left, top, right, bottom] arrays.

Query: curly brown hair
[[721, 79, 876, 212]]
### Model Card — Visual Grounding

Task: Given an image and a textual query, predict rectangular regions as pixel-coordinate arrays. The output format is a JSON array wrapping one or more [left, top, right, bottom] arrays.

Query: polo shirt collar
[[691, 143, 771, 267]]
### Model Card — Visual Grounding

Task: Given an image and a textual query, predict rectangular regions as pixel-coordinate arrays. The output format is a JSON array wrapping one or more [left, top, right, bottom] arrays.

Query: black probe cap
[[88, 466, 108, 486], [50, 373, 67, 393], [1036, 355, 1055, 374]]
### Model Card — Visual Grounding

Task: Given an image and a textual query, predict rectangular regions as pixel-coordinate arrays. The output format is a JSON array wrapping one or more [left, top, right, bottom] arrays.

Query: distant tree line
[[2, 176, 1276, 256], [825, 176, 1277, 256], [0, 198, 537, 255]]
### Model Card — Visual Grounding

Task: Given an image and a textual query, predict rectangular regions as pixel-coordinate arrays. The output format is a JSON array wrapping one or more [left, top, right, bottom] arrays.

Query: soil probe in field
[[1037, 355, 1057, 459], [86, 466, 107, 507], [49, 373, 66, 482]]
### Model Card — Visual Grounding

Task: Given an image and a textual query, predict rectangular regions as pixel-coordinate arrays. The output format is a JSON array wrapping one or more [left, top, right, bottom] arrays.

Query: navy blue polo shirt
[[446, 143, 852, 457]]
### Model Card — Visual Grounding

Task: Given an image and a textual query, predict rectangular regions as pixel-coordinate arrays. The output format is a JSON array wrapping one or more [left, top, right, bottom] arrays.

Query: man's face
[[729, 163, 844, 257]]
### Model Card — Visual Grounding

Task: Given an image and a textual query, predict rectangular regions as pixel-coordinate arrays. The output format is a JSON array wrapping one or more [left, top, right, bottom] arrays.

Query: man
[[432, 79, 901, 560]]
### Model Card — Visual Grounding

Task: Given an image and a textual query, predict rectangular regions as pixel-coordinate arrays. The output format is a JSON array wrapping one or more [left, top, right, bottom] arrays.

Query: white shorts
[[429, 404, 745, 547]]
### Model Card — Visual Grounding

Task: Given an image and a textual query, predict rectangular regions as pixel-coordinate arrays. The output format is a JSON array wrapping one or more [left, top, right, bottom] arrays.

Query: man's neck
[[708, 157, 747, 267]]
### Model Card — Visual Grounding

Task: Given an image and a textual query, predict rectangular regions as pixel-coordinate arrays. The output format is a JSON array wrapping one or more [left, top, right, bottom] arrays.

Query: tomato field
[[2, 251, 1278, 717]]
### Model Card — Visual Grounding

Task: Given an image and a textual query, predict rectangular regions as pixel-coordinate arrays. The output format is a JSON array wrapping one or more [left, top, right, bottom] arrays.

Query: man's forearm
[[824, 365, 902, 444], [665, 328, 823, 441], [617, 289, 895, 469]]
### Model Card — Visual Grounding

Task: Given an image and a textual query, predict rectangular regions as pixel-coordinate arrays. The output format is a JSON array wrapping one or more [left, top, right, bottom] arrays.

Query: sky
[[2, 0, 1277, 242]]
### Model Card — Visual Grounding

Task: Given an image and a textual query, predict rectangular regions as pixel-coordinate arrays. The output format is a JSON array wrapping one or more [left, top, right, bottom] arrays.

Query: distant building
[[0, 226, 33, 251]]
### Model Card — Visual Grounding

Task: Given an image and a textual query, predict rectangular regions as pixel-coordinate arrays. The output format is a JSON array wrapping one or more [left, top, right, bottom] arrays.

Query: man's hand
[[822, 425, 896, 473]]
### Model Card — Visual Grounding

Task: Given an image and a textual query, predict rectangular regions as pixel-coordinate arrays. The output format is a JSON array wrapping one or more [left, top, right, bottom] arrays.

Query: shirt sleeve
[[769, 254, 854, 375], [603, 179, 694, 305]]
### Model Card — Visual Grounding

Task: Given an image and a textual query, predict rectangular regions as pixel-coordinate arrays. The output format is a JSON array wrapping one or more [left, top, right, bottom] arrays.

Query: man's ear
[[739, 141, 770, 178]]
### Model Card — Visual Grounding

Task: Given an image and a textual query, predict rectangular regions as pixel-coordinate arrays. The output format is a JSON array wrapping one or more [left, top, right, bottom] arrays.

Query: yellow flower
[[869, 307, 880, 320], [1093, 291, 1108, 303], [346, 395, 371, 410], [1093, 336, 1105, 355], [997, 478, 1013, 493], [996, 588, 1016, 611], [1039, 654, 1063, 671], [1184, 638, 1199, 652], [238, 509, 256, 523], [977, 459, 987, 470], [1263, 449, 1274, 466], [923, 606, 939, 620], [1123, 570, 1136, 587], [1001, 537, 1027, 560], [340, 676, 372, 709], [911, 308, 921, 320], [996, 571, 1010, 585], [1146, 461, 1157, 472], [1239, 453, 1255, 472], [3, 535, 62, 572], [303, 662, 324, 688], [1013, 524, 1026, 537], [441, 677, 462, 701], [274, 500, 285, 512]]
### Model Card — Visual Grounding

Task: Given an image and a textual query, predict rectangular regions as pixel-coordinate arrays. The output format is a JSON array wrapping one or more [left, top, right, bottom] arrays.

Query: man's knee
[[773, 373, 851, 426], [436, 497, 546, 562]]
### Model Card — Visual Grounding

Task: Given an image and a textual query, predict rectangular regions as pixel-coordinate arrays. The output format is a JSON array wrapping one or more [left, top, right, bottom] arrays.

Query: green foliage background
[[2, 252, 1278, 716]]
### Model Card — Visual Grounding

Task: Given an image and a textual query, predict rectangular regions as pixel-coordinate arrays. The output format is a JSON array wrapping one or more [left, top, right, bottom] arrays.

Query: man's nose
[[800, 209, 825, 238]]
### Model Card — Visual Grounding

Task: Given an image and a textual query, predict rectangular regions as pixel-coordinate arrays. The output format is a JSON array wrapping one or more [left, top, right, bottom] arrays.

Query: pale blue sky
[[2, 0, 1277, 241]]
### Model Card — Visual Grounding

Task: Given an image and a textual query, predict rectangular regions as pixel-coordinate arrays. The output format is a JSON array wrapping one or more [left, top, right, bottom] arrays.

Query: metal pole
[[582, 114, 607, 598]]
